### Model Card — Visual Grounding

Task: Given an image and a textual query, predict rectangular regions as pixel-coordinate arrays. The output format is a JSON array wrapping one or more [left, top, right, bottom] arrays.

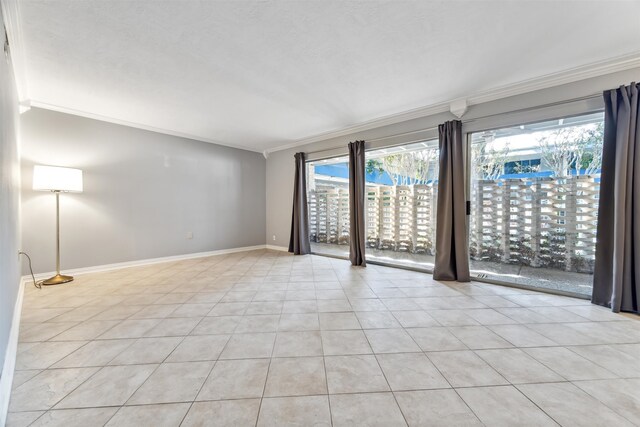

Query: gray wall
[[0, 10, 21, 375], [266, 68, 640, 249], [21, 108, 266, 274]]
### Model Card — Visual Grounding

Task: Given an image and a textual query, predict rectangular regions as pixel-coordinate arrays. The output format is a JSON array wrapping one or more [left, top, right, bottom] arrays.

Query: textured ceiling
[[19, 0, 640, 152]]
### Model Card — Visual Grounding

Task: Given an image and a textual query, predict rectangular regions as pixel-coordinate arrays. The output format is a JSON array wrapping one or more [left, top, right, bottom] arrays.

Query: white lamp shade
[[33, 165, 83, 192]]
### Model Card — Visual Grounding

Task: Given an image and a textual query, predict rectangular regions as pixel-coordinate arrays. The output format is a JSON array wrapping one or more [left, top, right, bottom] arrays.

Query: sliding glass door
[[306, 156, 350, 258], [364, 140, 439, 269], [468, 112, 604, 296]]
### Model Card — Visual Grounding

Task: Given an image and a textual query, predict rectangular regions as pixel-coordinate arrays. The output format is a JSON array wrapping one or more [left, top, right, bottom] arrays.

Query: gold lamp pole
[[33, 165, 83, 285]]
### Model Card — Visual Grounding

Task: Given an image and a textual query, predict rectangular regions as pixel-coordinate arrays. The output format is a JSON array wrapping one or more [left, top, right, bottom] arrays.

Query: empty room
[[1, 0, 640, 426]]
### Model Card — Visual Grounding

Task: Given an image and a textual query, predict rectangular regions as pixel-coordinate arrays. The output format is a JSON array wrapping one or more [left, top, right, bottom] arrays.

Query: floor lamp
[[33, 165, 84, 285]]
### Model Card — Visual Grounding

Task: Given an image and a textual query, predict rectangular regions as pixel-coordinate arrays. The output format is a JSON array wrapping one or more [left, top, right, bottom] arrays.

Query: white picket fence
[[308, 175, 600, 273]]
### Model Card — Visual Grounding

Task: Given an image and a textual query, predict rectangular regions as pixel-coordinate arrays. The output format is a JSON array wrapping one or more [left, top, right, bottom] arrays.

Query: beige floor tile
[[197, 359, 269, 400], [395, 389, 482, 427], [495, 307, 550, 324], [5, 411, 46, 427], [524, 347, 617, 380], [318, 312, 360, 330], [355, 311, 401, 329], [330, 392, 407, 427], [253, 290, 286, 302], [458, 385, 557, 426], [219, 332, 275, 359], [470, 295, 520, 308], [488, 324, 558, 347], [321, 330, 372, 355], [257, 395, 331, 427], [19, 322, 79, 343], [221, 291, 256, 302], [9, 368, 98, 412], [28, 407, 118, 427], [264, 356, 327, 397], [91, 305, 144, 321], [15, 341, 87, 370], [426, 310, 480, 326], [153, 293, 195, 305], [526, 323, 603, 345], [168, 303, 215, 318], [325, 355, 389, 393], [391, 311, 439, 328], [427, 350, 508, 387], [517, 382, 635, 426], [11, 251, 640, 427], [55, 364, 157, 408], [166, 335, 230, 362], [278, 313, 320, 331], [109, 337, 182, 365], [245, 302, 283, 315], [236, 315, 280, 333], [129, 304, 181, 319], [144, 317, 202, 337], [273, 331, 323, 357], [569, 345, 640, 377], [282, 300, 318, 313], [188, 292, 224, 304], [191, 316, 241, 334], [381, 298, 422, 311], [475, 348, 564, 384], [105, 403, 190, 427], [128, 361, 213, 404], [53, 339, 134, 368], [11, 370, 41, 390], [207, 302, 248, 316], [98, 319, 161, 339], [573, 378, 640, 423], [317, 299, 352, 312], [49, 320, 121, 341], [376, 353, 449, 391], [182, 399, 261, 427], [406, 327, 467, 351], [447, 326, 513, 350], [364, 329, 421, 354]]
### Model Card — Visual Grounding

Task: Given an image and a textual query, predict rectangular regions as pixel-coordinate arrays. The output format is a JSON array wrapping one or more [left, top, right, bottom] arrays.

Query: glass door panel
[[468, 112, 604, 296], [307, 156, 350, 258], [364, 140, 439, 269]]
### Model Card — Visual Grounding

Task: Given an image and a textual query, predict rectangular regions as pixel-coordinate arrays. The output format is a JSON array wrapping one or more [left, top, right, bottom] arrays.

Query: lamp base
[[41, 274, 74, 286]]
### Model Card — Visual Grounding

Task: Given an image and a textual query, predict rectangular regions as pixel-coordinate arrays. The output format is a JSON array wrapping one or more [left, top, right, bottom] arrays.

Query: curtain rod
[[304, 92, 602, 157]]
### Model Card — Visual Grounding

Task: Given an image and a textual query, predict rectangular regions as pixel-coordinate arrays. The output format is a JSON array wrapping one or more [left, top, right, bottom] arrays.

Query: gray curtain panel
[[288, 152, 311, 255], [433, 120, 471, 282], [348, 140, 366, 266], [592, 83, 639, 313]]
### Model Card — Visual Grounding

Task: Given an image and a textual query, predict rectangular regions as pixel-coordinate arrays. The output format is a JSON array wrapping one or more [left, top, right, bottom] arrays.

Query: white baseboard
[[0, 277, 26, 427], [266, 245, 289, 252], [23, 244, 269, 281]]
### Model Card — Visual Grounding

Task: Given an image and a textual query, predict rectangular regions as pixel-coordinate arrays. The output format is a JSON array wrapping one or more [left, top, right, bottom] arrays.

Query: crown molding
[[1, 0, 30, 107], [265, 52, 640, 154], [29, 100, 264, 153]]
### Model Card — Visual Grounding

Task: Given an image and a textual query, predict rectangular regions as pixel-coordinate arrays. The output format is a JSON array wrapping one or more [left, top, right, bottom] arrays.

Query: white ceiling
[[17, 0, 640, 152]]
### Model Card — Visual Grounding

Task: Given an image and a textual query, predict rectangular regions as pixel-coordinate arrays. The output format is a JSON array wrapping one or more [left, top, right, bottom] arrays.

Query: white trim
[[266, 245, 289, 252], [24, 245, 268, 281], [0, 0, 29, 107], [0, 277, 26, 427], [266, 52, 640, 154], [28, 101, 264, 154]]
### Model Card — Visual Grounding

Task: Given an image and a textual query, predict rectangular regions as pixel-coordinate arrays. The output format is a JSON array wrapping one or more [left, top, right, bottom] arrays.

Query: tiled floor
[[7, 249, 640, 426]]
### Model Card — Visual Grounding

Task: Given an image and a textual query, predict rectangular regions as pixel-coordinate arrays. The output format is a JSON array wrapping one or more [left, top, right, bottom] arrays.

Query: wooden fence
[[308, 175, 600, 273]]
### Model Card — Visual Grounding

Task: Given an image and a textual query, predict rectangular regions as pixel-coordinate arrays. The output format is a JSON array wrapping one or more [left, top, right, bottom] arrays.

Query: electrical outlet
[[186, 231, 193, 239], [272, 235, 276, 241]]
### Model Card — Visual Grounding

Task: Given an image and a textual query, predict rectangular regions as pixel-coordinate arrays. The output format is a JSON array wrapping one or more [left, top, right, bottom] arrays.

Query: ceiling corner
[[1, 0, 30, 106]]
